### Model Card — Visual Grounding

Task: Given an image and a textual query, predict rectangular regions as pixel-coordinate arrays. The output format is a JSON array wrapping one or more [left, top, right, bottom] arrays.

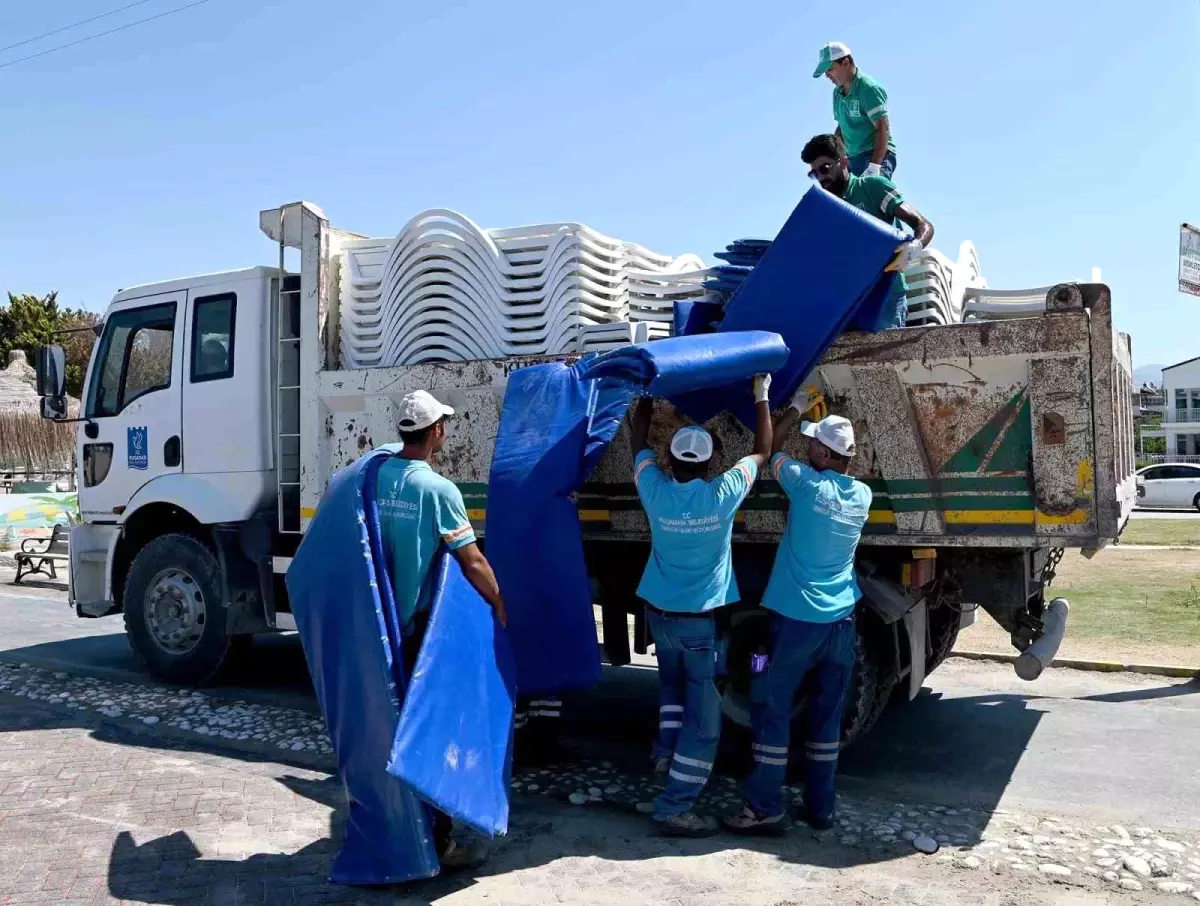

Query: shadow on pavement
[[1078, 677, 1200, 704]]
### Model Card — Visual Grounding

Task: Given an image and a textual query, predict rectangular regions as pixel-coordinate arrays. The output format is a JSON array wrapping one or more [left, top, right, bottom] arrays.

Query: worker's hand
[[885, 239, 925, 273], [492, 598, 508, 629], [789, 385, 828, 421], [863, 162, 883, 178], [752, 374, 772, 404]]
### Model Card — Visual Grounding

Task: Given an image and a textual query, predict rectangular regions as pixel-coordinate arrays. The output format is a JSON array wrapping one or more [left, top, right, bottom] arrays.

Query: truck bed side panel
[[313, 300, 1133, 549]]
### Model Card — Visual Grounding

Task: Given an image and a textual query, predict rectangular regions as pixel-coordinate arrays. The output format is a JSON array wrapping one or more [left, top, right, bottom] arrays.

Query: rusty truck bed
[[314, 284, 1135, 550]]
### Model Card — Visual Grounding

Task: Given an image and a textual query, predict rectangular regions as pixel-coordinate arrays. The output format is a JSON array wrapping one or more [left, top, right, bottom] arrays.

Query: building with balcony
[[1139, 356, 1200, 462]]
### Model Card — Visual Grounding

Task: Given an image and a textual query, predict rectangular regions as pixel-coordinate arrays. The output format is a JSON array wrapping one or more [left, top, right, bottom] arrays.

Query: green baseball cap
[[813, 41, 851, 78]]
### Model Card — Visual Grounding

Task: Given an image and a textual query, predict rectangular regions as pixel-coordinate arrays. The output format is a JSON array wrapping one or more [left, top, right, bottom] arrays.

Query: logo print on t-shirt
[[847, 100, 860, 117]]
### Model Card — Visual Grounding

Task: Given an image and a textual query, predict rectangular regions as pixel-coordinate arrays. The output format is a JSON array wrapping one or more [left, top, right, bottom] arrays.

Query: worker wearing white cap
[[627, 376, 774, 837], [376, 388, 507, 868], [813, 41, 897, 179], [724, 393, 872, 837]]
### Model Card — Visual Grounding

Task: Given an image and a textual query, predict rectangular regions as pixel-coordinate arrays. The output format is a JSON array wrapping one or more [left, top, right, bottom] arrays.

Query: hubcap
[[144, 567, 205, 655]]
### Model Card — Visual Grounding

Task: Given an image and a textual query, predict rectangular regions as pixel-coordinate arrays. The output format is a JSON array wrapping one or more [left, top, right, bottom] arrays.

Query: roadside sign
[[1181, 223, 1200, 296]]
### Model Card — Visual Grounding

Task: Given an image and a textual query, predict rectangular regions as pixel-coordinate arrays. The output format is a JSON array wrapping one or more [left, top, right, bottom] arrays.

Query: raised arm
[[772, 407, 801, 455], [450, 542, 507, 628], [895, 201, 934, 248], [747, 375, 773, 468], [629, 395, 653, 453]]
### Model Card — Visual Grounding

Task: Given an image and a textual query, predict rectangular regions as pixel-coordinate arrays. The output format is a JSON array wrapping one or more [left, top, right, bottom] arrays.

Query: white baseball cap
[[800, 415, 856, 457], [669, 426, 714, 463], [813, 41, 852, 78], [397, 389, 454, 431]]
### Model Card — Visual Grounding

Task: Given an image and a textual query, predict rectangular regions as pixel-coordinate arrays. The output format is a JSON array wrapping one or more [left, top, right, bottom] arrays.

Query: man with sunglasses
[[801, 133, 934, 329], [813, 41, 895, 179]]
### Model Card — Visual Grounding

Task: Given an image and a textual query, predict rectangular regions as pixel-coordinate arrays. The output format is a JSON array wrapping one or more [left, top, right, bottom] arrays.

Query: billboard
[[1181, 223, 1200, 296]]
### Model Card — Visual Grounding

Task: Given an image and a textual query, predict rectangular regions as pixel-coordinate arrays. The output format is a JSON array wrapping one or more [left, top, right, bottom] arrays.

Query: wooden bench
[[13, 524, 69, 584]]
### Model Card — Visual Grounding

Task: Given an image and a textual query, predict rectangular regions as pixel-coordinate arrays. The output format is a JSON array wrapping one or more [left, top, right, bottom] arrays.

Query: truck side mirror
[[36, 345, 66, 397], [40, 395, 67, 420], [35, 345, 68, 421]]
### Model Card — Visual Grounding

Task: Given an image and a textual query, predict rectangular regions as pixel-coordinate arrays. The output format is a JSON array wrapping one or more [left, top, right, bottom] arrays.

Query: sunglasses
[[807, 161, 837, 180]]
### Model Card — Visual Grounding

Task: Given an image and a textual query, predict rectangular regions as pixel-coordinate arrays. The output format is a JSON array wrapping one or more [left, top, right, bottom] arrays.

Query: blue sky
[[1, 0, 1196, 369]]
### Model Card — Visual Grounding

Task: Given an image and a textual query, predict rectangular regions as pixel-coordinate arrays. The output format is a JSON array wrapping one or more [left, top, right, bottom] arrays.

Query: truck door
[[78, 294, 185, 523]]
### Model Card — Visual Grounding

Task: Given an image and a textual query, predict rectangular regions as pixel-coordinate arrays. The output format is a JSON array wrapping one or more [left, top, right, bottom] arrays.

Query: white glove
[[752, 373, 772, 403], [863, 162, 883, 178], [788, 386, 811, 415], [901, 238, 924, 266]]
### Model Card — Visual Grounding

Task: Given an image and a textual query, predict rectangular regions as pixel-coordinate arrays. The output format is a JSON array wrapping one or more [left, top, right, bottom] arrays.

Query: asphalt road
[[2, 570, 1198, 830], [1131, 506, 1200, 519]]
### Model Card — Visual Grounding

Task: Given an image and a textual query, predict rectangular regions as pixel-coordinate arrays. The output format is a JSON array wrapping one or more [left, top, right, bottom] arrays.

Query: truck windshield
[[87, 303, 177, 418]]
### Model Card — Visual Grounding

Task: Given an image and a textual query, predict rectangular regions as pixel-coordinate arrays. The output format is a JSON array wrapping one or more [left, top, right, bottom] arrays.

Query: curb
[[950, 650, 1200, 679]]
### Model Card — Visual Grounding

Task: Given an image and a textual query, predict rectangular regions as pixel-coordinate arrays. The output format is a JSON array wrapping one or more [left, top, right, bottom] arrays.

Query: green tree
[[58, 308, 100, 399], [0, 294, 101, 399], [0, 292, 61, 365]]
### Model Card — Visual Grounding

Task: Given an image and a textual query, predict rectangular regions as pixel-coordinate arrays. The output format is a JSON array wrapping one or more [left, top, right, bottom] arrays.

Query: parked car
[[1135, 463, 1200, 510]]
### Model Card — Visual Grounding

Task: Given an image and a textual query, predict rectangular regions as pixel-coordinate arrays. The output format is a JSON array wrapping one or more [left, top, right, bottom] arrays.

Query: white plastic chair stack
[[963, 286, 1054, 320], [627, 257, 712, 341], [337, 209, 705, 367], [902, 241, 988, 327], [903, 249, 957, 326]]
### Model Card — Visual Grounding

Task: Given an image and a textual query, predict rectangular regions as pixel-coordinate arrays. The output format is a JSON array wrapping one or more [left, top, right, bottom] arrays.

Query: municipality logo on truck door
[[127, 426, 149, 470]]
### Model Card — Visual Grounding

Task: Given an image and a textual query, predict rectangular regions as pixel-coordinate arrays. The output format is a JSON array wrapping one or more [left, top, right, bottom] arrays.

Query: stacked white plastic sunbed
[[337, 209, 709, 367]]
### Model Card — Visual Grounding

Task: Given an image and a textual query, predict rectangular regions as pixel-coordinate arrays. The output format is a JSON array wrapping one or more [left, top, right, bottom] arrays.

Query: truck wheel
[[123, 533, 234, 685], [1193, 493, 1200, 513], [840, 627, 897, 747]]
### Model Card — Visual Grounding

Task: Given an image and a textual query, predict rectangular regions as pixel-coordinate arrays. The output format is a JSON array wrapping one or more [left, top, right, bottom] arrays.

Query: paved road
[[1132, 507, 1200, 519], [3, 571, 1199, 833], [13, 697, 1162, 906]]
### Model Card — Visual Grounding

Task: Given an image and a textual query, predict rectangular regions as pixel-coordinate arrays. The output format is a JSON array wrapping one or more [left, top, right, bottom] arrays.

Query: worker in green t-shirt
[[801, 133, 934, 329], [813, 42, 897, 179]]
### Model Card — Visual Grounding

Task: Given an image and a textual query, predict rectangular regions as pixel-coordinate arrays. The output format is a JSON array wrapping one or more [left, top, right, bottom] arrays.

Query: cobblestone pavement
[[4, 683, 1200, 906]]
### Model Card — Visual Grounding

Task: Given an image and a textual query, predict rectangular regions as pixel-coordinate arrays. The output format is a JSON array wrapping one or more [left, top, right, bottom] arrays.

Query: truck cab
[[46, 267, 282, 682]]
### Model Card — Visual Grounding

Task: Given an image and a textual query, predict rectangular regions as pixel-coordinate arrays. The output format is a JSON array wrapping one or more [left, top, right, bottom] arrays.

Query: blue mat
[[576, 330, 789, 398], [685, 186, 904, 425], [672, 299, 724, 337], [286, 451, 440, 886], [389, 552, 517, 837], [490, 331, 788, 694], [485, 363, 634, 695]]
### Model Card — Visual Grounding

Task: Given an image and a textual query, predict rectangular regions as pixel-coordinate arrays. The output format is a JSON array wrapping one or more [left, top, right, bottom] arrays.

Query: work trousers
[[849, 151, 897, 179], [648, 607, 721, 820], [743, 612, 856, 821]]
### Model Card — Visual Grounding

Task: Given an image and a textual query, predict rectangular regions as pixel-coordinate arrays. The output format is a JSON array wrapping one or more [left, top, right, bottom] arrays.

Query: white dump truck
[[34, 201, 1136, 744]]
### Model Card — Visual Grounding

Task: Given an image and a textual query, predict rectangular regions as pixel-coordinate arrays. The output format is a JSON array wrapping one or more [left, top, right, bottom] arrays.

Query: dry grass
[[956, 548, 1200, 666], [0, 411, 75, 472]]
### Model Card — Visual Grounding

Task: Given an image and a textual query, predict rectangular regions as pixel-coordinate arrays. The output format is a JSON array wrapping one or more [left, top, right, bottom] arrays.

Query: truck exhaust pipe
[[1015, 598, 1069, 681]]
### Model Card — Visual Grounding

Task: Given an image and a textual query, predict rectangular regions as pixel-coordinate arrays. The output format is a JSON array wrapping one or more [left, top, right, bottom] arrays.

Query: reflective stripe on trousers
[[743, 612, 856, 821], [514, 695, 562, 730], [647, 608, 721, 820]]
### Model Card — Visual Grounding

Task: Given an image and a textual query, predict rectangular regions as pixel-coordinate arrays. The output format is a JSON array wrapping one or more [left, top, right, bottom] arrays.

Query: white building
[[1140, 355, 1200, 460]]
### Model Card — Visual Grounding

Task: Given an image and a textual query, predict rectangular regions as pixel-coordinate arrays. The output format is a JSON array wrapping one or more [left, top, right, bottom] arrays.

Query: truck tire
[[123, 533, 234, 686], [839, 628, 896, 747]]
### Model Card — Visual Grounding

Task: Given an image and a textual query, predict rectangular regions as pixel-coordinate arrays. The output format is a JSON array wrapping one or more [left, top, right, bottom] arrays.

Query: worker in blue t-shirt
[[375, 388, 507, 869], [629, 375, 774, 838], [723, 394, 872, 837]]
